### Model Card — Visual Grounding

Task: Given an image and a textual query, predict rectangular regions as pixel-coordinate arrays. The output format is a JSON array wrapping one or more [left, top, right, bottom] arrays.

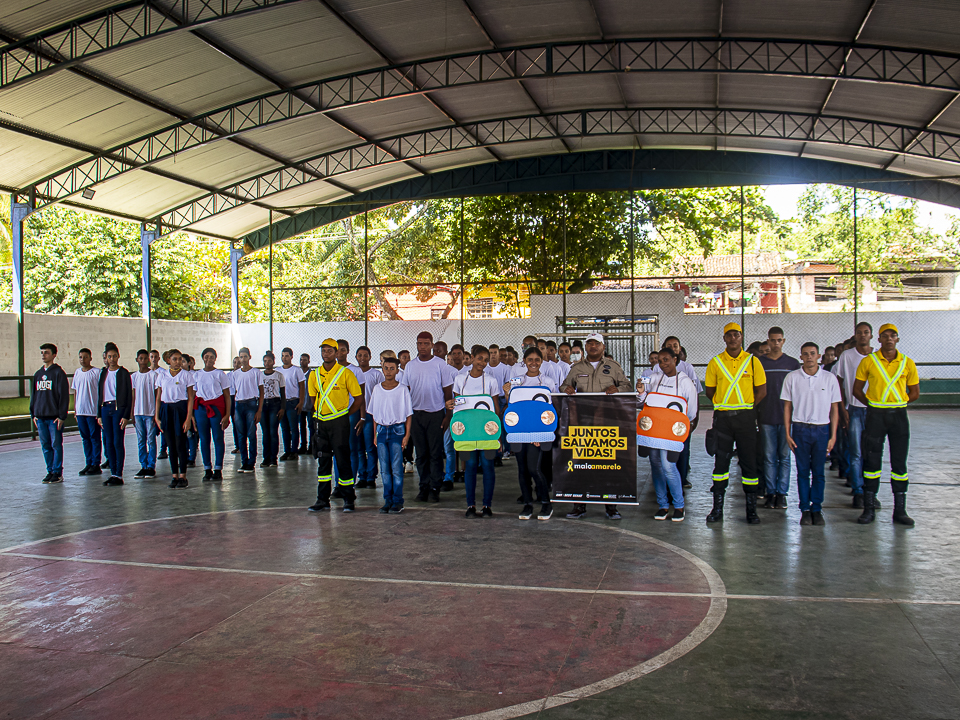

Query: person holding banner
[[637, 347, 698, 522], [704, 322, 767, 525], [560, 333, 632, 520], [504, 346, 558, 521]]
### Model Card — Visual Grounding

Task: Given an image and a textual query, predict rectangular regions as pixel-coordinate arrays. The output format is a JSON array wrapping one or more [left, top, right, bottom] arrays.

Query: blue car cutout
[[503, 385, 557, 448]]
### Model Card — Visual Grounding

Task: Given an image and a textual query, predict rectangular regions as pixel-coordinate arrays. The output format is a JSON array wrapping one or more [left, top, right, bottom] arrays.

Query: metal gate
[[554, 314, 659, 384]]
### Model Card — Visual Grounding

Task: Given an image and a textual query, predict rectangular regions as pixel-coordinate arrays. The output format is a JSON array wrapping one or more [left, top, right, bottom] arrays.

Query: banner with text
[[552, 393, 639, 504]]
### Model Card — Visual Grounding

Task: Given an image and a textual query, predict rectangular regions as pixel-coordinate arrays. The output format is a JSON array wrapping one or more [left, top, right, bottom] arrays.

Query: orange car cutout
[[451, 394, 502, 455], [637, 391, 690, 458]]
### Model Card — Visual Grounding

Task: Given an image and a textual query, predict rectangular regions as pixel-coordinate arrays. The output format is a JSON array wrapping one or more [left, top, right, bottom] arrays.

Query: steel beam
[[239, 149, 960, 251], [27, 36, 960, 207], [11, 196, 32, 387], [153, 107, 960, 234], [140, 223, 157, 349]]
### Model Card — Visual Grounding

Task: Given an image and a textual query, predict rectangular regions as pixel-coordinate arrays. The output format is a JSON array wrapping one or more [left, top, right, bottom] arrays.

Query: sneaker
[[342, 504, 355, 513], [415, 491, 429, 502], [763, 495, 776, 509], [134, 467, 148, 479], [389, 504, 403, 514], [776, 494, 789, 509], [308, 502, 330, 512], [654, 507, 670, 521], [681, 480, 692, 489], [178, 478, 189, 488], [671, 508, 685, 522], [481, 506, 493, 518], [168, 478, 179, 488], [78, 466, 90, 476], [852, 493, 864, 509], [103, 476, 124, 486], [186, 461, 196, 468], [428, 490, 441, 503], [48, 474, 63, 484], [537, 503, 553, 521], [203, 469, 214, 481], [799, 511, 812, 525], [493, 458, 503, 467], [101, 461, 110, 469], [259, 461, 270, 468], [159, 451, 169, 459], [379, 504, 391, 514], [212, 470, 223, 481], [42, 472, 53, 484], [145, 468, 156, 477], [278, 453, 289, 461], [606, 510, 622, 520], [441, 480, 454, 492], [811, 511, 826, 526], [230, 448, 238, 455], [566, 508, 587, 519], [355, 480, 369, 489], [465, 506, 478, 518], [269, 460, 278, 467], [519, 504, 534, 520], [404, 462, 414, 474], [86, 465, 102, 476]]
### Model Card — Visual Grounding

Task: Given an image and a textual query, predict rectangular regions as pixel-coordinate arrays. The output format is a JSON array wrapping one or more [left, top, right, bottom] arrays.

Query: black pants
[[518, 443, 550, 504], [161, 401, 189, 475], [411, 409, 445, 493], [314, 414, 356, 504], [861, 407, 910, 493], [711, 409, 760, 493], [299, 410, 313, 451]]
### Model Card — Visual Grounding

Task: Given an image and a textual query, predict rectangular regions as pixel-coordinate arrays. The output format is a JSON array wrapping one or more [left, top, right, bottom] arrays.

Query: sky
[[761, 184, 960, 235]]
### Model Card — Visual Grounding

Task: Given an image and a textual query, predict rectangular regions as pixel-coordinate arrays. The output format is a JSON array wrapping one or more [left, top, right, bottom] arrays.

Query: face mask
[[570, 352, 582, 363]]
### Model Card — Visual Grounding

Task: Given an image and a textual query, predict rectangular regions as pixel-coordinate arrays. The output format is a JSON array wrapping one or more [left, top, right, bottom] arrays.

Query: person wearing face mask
[[560, 333, 632, 521]]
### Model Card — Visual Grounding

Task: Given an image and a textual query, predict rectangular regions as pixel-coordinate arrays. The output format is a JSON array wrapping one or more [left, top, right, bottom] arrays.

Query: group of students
[[29, 319, 920, 527]]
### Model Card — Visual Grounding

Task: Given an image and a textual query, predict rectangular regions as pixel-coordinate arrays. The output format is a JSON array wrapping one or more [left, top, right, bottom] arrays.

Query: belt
[[101, 401, 117, 406], [716, 408, 753, 417], [868, 406, 906, 412]]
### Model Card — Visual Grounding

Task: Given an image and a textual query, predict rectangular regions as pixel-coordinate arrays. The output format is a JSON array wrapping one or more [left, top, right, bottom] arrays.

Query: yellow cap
[[878, 323, 898, 336], [321, 338, 339, 349], [723, 321, 742, 334]]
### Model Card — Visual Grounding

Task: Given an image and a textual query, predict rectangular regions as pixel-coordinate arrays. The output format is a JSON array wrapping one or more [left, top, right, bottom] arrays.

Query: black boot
[[745, 493, 761, 524], [857, 491, 876, 524], [892, 492, 915, 527], [706, 490, 725, 523]]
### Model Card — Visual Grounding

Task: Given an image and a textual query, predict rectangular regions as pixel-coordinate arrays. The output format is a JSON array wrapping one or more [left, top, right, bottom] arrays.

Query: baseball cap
[[878, 323, 898, 336], [320, 338, 338, 349], [585, 332, 605, 345], [723, 322, 742, 334]]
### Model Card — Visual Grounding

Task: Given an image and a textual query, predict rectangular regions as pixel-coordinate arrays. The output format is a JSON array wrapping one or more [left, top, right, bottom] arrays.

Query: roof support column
[[140, 223, 157, 351], [11, 194, 33, 396], [230, 243, 242, 326]]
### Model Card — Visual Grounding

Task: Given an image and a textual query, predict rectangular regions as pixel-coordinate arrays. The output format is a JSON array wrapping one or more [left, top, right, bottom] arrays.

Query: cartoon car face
[[452, 395, 501, 451], [637, 391, 690, 453], [504, 385, 557, 444]]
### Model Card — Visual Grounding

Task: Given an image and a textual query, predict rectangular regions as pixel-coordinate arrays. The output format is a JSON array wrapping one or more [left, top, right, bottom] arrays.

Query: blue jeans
[[348, 411, 362, 480], [650, 448, 685, 509], [444, 426, 455, 482], [235, 399, 259, 465], [100, 403, 126, 476], [846, 406, 867, 495], [760, 423, 791, 495], [260, 398, 282, 463], [361, 414, 378, 483], [194, 406, 225, 469], [677, 432, 692, 483], [793, 422, 831, 512], [280, 399, 300, 453], [76, 414, 101, 467], [231, 396, 240, 449], [36, 417, 63, 474], [463, 450, 496, 507], [134, 415, 158, 469], [376, 423, 405, 506]]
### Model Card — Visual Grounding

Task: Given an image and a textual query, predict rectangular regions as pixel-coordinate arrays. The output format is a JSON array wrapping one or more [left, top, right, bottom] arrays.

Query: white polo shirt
[[781, 367, 842, 425]]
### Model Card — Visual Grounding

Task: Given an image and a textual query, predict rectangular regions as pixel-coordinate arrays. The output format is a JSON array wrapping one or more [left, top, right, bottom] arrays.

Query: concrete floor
[[1, 409, 958, 719]]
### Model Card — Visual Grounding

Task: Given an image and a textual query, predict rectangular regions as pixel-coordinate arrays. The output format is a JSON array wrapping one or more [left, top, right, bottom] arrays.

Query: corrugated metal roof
[[718, 75, 829, 115], [327, 94, 453, 139], [428, 82, 540, 123], [332, 162, 422, 192], [524, 75, 628, 113], [593, 0, 718, 37], [412, 147, 496, 172], [472, 0, 602, 44], [823, 80, 954, 128], [858, 0, 960, 54], [262, 179, 352, 209], [188, 204, 274, 238], [149, 143, 281, 188], [81, 169, 205, 218], [723, 0, 874, 41], [239, 114, 361, 159], [0, 127, 88, 188], [0, 0, 121, 37], [619, 73, 717, 108]]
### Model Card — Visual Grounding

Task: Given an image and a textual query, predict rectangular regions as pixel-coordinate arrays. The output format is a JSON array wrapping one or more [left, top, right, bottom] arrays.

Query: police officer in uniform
[[852, 323, 920, 526], [307, 338, 366, 513], [704, 322, 767, 524], [559, 332, 632, 520]]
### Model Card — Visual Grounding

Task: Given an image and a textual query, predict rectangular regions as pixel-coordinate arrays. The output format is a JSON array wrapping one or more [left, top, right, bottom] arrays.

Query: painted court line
[[4, 551, 958, 607]]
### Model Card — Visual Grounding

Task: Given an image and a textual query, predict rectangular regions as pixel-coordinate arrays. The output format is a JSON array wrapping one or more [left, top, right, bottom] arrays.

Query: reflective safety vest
[[709, 354, 754, 411], [867, 352, 908, 408], [313, 365, 350, 421]]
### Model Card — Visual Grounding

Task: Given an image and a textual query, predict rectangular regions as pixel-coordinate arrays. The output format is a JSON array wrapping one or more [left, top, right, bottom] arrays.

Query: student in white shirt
[[355, 346, 384, 489], [189, 347, 231, 481], [154, 349, 193, 488], [658, 335, 703, 490], [403, 331, 454, 502], [782, 342, 841, 526], [503, 347, 558, 521], [259, 351, 286, 468], [72, 347, 103, 476], [369, 356, 412, 513], [97, 342, 133, 486], [448, 345, 502, 518], [637, 347, 698, 522], [182, 354, 200, 466], [337, 339, 367, 495], [233, 347, 265, 473], [131, 349, 158, 478], [832, 321, 874, 506], [277, 347, 306, 462]]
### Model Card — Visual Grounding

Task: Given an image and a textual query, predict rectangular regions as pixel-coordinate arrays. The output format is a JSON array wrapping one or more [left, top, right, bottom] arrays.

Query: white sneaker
[[404, 462, 414, 474]]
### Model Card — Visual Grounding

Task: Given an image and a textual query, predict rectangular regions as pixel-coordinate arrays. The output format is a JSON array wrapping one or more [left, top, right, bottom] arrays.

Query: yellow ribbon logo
[[567, 460, 574, 472]]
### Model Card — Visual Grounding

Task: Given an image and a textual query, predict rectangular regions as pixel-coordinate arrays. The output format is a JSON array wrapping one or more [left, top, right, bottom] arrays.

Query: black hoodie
[[30, 363, 70, 421]]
